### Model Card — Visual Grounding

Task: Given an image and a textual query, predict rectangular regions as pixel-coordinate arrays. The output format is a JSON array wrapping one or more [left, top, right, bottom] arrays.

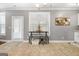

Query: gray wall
[[2, 10, 78, 41], [50, 10, 78, 41], [6, 10, 29, 40]]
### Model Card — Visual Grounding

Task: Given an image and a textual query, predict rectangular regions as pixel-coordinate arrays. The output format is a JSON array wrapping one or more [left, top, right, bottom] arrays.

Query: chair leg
[[29, 37, 32, 44]]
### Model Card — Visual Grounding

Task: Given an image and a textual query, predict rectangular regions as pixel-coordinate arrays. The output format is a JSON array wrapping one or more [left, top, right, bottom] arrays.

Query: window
[[29, 12, 50, 35], [0, 12, 5, 35]]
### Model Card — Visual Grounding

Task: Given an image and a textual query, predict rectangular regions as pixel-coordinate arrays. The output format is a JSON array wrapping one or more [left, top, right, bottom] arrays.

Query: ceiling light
[[43, 3, 47, 5], [35, 4, 40, 7]]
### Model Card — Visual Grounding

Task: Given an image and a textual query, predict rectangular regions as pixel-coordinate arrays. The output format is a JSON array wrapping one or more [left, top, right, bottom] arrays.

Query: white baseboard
[[49, 40, 74, 43], [0, 39, 28, 43], [0, 39, 75, 43]]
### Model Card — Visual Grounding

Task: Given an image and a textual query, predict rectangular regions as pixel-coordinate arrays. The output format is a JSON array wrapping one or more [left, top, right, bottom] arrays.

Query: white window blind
[[29, 12, 50, 35], [0, 12, 5, 35]]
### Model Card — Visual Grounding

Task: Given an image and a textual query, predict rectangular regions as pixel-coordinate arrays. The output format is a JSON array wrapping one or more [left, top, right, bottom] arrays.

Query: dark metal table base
[[29, 31, 49, 44]]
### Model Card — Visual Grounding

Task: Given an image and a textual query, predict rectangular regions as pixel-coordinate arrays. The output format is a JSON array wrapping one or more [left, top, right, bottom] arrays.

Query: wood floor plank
[[0, 42, 79, 56]]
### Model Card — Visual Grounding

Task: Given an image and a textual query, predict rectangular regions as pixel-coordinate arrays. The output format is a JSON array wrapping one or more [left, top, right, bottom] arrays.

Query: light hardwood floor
[[0, 41, 79, 56]]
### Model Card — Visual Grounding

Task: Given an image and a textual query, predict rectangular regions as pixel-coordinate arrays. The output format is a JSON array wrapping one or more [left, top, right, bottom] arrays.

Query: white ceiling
[[0, 3, 79, 10]]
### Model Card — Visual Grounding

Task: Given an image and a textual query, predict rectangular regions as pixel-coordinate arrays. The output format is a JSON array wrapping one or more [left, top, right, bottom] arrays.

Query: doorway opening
[[11, 16, 24, 41]]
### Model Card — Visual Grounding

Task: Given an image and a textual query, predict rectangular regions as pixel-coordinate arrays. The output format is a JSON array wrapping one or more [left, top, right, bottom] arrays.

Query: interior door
[[12, 16, 24, 40]]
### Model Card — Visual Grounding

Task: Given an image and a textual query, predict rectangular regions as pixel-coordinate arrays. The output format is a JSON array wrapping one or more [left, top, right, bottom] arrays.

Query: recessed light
[[35, 4, 40, 7], [43, 3, 47, 5]]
